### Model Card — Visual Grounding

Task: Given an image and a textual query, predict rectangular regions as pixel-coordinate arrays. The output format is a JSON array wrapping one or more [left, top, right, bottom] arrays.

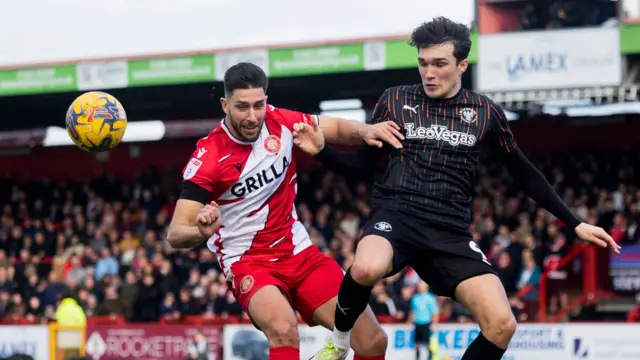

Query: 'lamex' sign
[[478, 27, 622, 92]]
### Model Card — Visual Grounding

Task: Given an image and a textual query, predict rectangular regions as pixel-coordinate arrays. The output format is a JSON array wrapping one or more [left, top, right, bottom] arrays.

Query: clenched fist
[[196, 201, 221, 238]]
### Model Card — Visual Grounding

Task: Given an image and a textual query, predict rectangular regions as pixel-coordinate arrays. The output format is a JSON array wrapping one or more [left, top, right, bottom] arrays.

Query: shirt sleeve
[[488, 101, 517, 153], [410, 296, 417, 312], [501, 148, 581, 229], [268, 104, 317, 131], [179, 141, 217, 205], [371, 89, 392, 125]]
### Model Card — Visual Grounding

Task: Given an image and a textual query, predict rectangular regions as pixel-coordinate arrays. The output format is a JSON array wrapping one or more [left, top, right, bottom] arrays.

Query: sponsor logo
[[403, 105, 419, 114], [230, 156, 290, 197], [405, 124, 476, 147], [85, 332, 107, 359], [374, 221, 392, 232], [196, 148, 208, 158]]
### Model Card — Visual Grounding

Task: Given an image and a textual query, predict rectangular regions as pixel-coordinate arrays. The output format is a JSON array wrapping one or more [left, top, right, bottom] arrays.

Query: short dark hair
[[223, 62, 268, 96], [409, 17, 472, 62]]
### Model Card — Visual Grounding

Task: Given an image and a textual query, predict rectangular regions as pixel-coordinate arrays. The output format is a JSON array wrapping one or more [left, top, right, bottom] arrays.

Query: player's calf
[[332, 235, 395, 351], [350, 306, 388, 359], [455, 273, 517, 360], [262, 318, 300, 348]]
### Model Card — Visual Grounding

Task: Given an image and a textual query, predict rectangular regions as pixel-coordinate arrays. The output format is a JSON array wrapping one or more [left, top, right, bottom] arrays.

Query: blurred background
[[1, 0, 640, 359]]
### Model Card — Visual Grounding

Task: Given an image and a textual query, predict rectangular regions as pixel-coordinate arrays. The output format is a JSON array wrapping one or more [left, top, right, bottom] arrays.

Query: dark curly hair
[[409, 17, 472, 63]]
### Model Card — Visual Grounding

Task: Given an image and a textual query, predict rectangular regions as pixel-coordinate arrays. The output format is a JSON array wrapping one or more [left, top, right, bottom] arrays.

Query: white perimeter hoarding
[[0, 325, 49, 360], [224, 323, 640, 360], [477, 27, 622, 92]]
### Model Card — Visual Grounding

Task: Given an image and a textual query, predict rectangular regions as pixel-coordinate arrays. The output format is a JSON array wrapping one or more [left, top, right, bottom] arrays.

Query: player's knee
[[369, 327, 389, 353], [350, 261, 386, 286], [484, 312, 517, 347], [263, 319, 299, 347]]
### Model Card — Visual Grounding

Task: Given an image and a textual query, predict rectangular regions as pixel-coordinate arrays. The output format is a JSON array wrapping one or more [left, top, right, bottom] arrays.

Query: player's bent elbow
[[165, 232, 184, 249], [166, 226, 196, 250]]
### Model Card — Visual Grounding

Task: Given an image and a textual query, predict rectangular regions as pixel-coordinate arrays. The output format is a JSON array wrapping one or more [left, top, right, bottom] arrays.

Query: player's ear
[[457, 59, 469, 76], [220, 97, 229, 115]]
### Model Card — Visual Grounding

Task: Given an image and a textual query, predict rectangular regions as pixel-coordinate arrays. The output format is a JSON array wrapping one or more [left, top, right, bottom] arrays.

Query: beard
[[228, 112, 262, 142]]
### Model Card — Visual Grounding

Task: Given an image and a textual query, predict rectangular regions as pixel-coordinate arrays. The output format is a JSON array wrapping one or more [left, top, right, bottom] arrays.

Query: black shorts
[[414, 323, 432, 344], [361, 208, 496, 299]]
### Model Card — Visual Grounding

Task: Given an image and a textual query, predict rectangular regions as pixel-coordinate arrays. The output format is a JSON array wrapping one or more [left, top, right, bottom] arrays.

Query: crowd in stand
[[0, 148, 638, 324], [513, 0, 618, 31]]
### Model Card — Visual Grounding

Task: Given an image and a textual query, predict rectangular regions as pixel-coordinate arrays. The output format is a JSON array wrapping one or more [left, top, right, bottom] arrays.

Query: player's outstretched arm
[[502, 150, 620, 253], [293, 121, 383, 177], [318, 115, 404, 149], [489, 101, 619, 253], [167, 199, 220, 249]]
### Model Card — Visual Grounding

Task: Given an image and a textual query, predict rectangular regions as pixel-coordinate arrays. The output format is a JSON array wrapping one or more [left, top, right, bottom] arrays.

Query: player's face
[[221, 88, 267, 142], [417, 43, 468, 99]]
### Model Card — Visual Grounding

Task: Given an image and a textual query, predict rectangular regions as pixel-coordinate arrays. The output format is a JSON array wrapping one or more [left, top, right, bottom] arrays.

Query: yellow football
[[65, 91, 127, 152]]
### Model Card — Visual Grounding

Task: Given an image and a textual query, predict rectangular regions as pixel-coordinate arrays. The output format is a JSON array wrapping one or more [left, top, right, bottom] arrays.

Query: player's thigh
[[292, 248, 345, 326], [412, 230, 495, 298], [355, 211, 414, 284], [230, 262, 298, 342]]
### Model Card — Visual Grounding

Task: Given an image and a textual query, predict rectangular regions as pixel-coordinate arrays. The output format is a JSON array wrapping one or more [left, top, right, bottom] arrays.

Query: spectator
[[370, 283, 397, 317], [517, 250, 541, 302], [95, 248, 119, 281], [97, 286, 126, 318], [56, 289, 86, 325], [216, 291, 243, 318], [187, 329, 212, 360]]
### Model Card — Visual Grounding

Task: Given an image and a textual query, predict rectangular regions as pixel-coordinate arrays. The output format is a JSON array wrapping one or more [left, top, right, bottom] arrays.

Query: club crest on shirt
[[239, 275, 254, 294], [459, 107, 477, 124], [264, 135, 281, 155]]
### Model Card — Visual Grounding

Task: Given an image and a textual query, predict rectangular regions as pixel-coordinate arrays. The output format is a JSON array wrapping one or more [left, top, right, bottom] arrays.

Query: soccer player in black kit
[[295, 17, 621, 360]]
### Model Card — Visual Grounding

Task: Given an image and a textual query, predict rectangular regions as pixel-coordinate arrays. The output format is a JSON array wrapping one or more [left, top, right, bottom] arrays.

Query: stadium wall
[[3, 322, 639, 360]]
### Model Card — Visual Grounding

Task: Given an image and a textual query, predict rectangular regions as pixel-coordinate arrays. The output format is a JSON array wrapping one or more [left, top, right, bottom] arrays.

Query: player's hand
[[292, 121, 325, 155], [575, 222, 621, 254], [362, 121, 404, 149], [196, 201, 221, 238]]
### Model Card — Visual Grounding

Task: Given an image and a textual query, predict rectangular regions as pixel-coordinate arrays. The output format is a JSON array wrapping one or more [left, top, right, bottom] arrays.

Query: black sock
[[461, 332, 506, 360], [415, 347, 420, 360], [334, 267, 373, 332]]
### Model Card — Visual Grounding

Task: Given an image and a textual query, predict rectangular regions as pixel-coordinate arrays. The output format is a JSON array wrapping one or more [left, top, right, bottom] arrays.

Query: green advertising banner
[[621, 23, 640, 54], [0, 31, 478, 96], [0, 65, 77, 95], [128, 54, 215, 86], [269, 44, 365, 77]]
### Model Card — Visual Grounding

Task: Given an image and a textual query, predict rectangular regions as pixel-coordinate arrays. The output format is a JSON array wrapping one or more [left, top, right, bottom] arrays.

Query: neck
[[443, 82, 463, 99], [223, 117, 240, 138]]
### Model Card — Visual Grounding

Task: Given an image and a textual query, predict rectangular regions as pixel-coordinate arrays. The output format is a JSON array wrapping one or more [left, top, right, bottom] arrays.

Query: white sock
[[332, 328, 351, 350]]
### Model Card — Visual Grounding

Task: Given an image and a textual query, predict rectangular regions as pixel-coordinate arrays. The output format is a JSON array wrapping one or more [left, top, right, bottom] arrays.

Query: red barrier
[[85, 323, 222, 360]]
